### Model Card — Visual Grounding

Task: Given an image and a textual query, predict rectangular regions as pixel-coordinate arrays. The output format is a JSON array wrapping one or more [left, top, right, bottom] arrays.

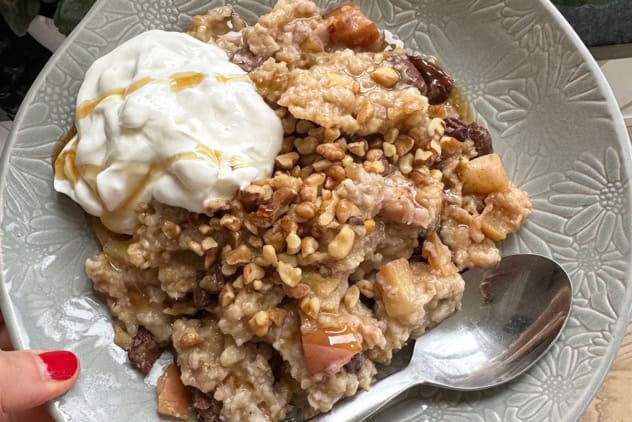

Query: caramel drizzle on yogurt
[[76, 72, 250, 120], [54, 139, 253, 230], [76, 76, 157, 120], [55, 71, 255, 230]]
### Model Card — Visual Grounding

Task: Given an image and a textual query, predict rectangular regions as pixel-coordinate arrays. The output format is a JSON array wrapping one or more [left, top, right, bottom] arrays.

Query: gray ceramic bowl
[[1, 1, 631, 421]]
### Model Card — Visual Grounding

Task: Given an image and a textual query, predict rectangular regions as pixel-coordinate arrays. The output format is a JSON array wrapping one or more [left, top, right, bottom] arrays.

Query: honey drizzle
[[54, 138, 79, 183], [75, 72, 208, 120], [302, 322, 361, 353], [215, 73, 251, 84], [170, 72, 207, 92], [52, 126, 77, 163], [56, 71, 257, 229], [229, 156, 254, 170], [448, 86, 473, 123]]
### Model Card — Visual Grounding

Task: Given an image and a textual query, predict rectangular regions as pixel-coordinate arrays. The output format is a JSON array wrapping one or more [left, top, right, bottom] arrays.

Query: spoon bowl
[[316, 254, 572, 422]]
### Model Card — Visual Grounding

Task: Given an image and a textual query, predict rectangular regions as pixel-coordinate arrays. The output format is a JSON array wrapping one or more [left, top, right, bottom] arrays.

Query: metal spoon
[[316, 254, 572, 422]]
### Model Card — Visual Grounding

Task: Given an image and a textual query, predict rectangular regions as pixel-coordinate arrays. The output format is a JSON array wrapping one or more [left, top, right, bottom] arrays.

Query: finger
[[0, 325, 11, 351], [0, 309, 11, 350], [0, 350, 79, 413], [0, 318, 12, 351], [5, 404, 55, 422]]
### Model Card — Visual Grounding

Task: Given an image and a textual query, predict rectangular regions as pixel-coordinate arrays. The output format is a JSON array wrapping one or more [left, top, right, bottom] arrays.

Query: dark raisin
[[193, 286, 213, 308], [444, 118, 494, 156], [190, 388, 222, 422], [467, 122, 493, 156], [381, 158, 397, 177], [344, 353, 363, 374], [200, 266, 225, 293], [128, 326, 161, 375], [347, 216, 364, 225], [187, 212, 202, 226], [388, 55, 427, 95], [269, 349, 284, 383], [409, 241, 428, 263], [444, 117, 469, 142], [231, 47, 264, 72], [407, 55, 454, 105], [359, 295, 375, 309]]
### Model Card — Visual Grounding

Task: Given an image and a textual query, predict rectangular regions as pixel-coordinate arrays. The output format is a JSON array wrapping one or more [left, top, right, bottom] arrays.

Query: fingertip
[[38, 351, 80, 382], [0, 350, 79, 412]]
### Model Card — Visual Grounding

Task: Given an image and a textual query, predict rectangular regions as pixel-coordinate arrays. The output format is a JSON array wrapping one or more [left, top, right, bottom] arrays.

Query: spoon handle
[[313, 367, 417, 422]]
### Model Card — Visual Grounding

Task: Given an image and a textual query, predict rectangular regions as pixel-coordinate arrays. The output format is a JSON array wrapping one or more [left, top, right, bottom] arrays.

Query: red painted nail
[[39, 351, 79, 381]]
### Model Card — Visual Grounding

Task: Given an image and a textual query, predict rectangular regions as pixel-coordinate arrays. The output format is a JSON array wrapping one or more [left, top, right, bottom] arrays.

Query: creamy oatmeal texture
[[61, 1, 532, 421]]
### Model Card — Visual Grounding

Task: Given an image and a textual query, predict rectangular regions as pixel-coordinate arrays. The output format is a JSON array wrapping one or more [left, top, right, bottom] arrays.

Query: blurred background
[[1, 0, 631, 121]]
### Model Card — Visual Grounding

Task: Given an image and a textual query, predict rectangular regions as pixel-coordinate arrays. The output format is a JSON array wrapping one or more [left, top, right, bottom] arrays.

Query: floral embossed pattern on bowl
[[0, 1, 631, 421]]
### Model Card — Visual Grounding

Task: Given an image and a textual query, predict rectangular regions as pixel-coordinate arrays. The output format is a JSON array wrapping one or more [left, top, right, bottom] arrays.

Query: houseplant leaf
[[53, 0, 96, 35], [0, 0, 40, 36]]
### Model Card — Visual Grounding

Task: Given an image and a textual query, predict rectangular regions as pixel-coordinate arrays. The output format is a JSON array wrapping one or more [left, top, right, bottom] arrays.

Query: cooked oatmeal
[[79, 1, 532, 421]]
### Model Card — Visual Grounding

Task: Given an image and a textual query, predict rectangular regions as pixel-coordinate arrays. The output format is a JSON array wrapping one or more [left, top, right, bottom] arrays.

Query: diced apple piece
[[327, 3, 380, 48], [376, 258, 417, 321], [103, 239, 132, 266], [480, 184, 532, 241], [302, 343, 358, 378], [91, 216, 128, 246], [480, 214, 513, 241], [422, 232, 455, 276], [301, 318, 361, 378], [157, 364, 192, 420], [458, 153, 509, 195]]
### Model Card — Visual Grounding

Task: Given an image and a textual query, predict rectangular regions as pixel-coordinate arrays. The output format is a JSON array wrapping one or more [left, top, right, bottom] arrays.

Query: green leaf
[[54, 0, 97, 35], [0, 0, 40, 36]]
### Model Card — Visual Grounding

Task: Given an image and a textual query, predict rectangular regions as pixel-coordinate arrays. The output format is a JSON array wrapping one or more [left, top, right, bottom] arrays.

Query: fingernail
[[39, 351, 78, 381]]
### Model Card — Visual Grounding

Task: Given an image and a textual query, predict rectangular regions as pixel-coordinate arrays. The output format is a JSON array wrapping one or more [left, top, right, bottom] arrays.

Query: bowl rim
[[1, 0, 631, 421]]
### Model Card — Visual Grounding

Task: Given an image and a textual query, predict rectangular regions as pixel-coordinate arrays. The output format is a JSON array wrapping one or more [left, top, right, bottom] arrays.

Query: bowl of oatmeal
[[1, 1, 631, 421]]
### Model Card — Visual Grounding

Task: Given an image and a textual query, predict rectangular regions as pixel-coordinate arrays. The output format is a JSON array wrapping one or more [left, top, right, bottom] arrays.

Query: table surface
[[582, 307, 632, 421]]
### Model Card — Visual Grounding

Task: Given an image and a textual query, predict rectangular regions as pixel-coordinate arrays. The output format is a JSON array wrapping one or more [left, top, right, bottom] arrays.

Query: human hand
[[0, 310, 80, 422]]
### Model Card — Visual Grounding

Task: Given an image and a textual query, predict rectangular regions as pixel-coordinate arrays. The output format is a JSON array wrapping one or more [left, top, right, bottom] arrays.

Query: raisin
[[327, 4, 380, 49], [347, 216, 364, 225], [231, 47, 263, 72], [381, 158, 397, 177], [269, 349, 284, 383], [467, 122, 493, 156], [444, 117, 469, 142], [407, 55, 454, 105], [389, 55, 427, 95], [190, 388, 222, 422], [444, 118, 494, 156], [200, 266, 225, 293], [193, 286, 212, 308], [128, 326, 161, 375], [344, 353, 363, 374]]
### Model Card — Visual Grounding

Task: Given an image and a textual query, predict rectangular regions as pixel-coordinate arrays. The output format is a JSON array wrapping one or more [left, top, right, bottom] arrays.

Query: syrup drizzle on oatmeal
[[449, 86, 473, 122], [302, 323, 361, 352]]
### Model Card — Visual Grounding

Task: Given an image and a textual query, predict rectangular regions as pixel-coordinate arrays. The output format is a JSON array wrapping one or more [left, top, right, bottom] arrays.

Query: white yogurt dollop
[[54, 30, 283, 234]]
